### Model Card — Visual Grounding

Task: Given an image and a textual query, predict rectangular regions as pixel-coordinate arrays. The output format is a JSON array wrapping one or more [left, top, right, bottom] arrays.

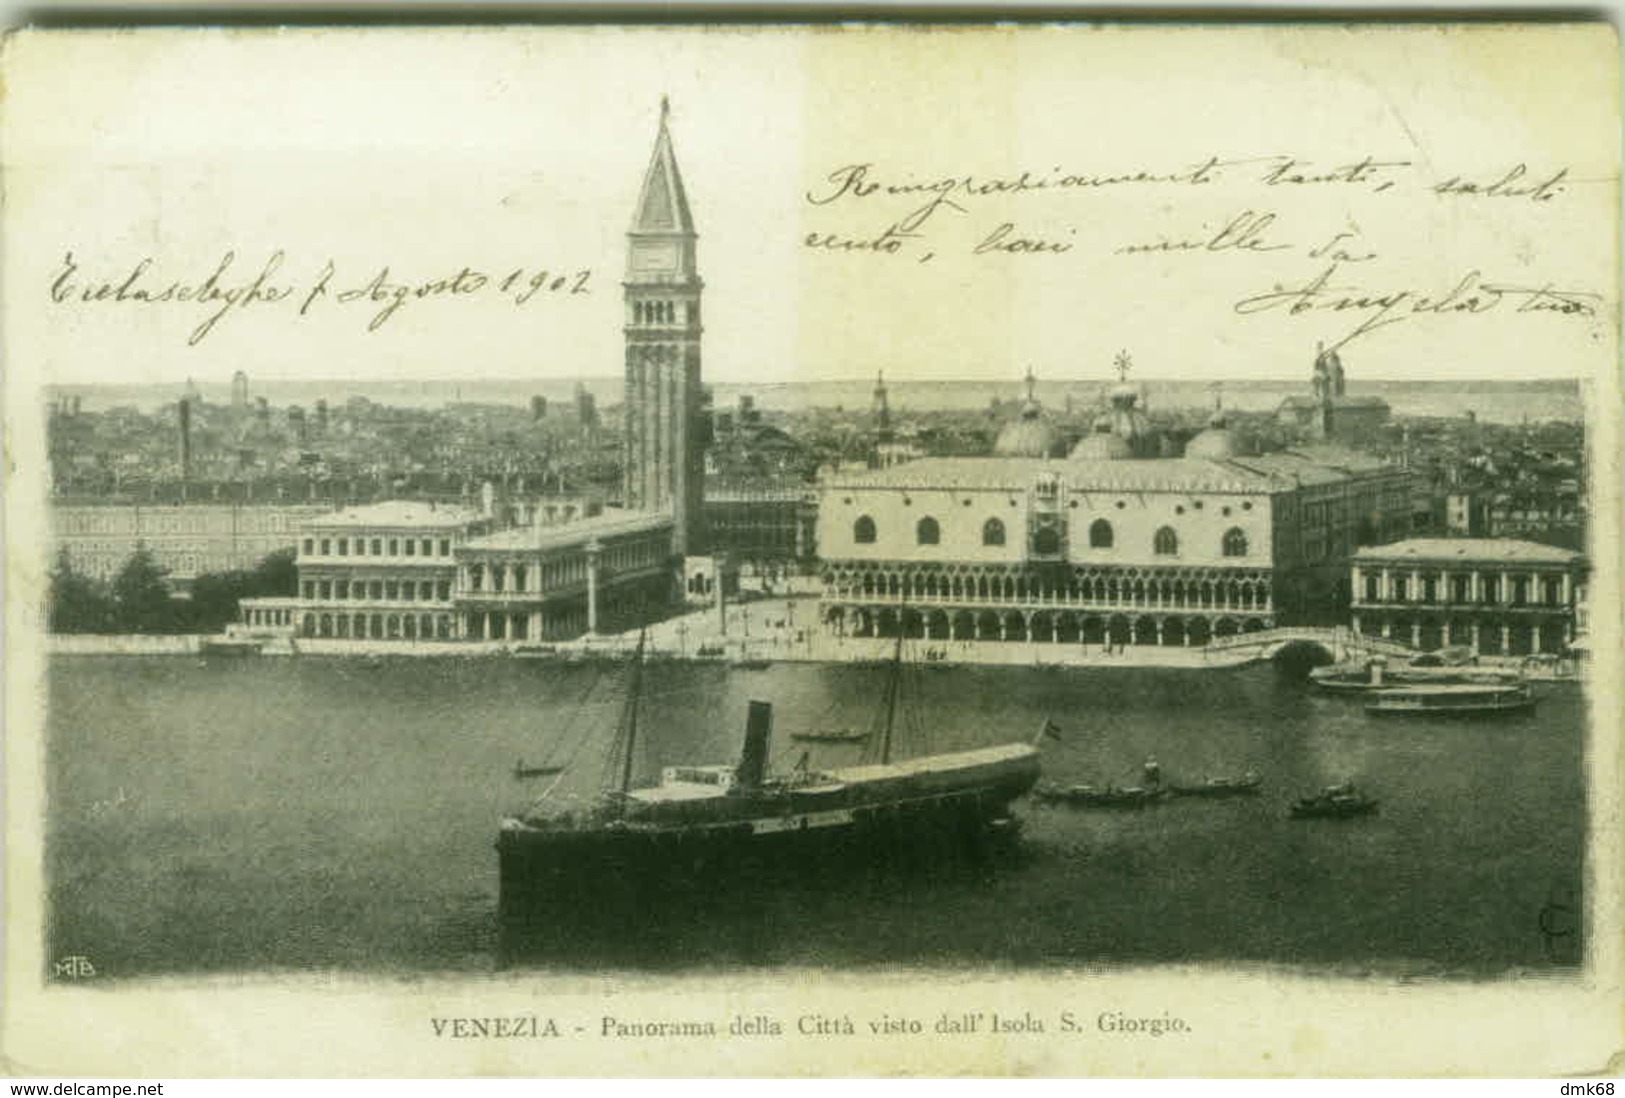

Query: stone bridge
[[1201, 626, 1415, 666]]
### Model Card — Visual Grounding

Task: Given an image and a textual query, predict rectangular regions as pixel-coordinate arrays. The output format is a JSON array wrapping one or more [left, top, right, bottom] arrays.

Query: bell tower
[[624, 96, 705, 555]]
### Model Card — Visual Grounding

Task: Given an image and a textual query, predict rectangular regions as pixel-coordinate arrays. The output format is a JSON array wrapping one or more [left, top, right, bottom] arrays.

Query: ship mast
[[879, 628, 904, 765], [615, 629, 648, 814]]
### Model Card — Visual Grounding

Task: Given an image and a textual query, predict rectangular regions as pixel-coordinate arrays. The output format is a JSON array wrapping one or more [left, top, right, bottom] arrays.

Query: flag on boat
[[1042, 718, 1063, 741]]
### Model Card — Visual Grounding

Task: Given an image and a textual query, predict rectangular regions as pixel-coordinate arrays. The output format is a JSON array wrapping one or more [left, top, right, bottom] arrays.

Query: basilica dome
[[1069, 380, 1160, 461], [1185, 409, 1239, 460], [1107, 384, 1154, 450], [1069, 415, 1132, 461], [993, 399, 1061, 458]]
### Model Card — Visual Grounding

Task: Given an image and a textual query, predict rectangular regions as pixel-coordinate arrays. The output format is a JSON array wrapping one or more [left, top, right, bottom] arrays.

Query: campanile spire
[[623, 98, 705, 555]]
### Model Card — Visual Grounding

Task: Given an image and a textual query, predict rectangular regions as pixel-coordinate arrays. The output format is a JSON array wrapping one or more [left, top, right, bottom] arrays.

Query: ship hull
[[497, 761, 1039, 920]]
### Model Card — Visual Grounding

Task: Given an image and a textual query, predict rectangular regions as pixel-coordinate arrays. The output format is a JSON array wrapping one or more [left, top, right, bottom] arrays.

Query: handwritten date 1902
[[48, 251, 593, 345]]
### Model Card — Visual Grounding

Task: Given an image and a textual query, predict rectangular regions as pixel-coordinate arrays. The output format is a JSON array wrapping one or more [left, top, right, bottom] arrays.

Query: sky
[[3, 25, 1617, 389]]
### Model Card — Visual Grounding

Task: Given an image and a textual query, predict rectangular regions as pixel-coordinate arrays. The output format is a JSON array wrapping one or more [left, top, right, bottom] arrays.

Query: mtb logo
[[51, 956, 95, 980]]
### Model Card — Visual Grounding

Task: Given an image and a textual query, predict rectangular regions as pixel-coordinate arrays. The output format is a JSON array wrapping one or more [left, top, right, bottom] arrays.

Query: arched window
[[1154, 526, 1179, 556], [982, 518, 1006, 546], [853, 515, 877, 544], [916, 516, 940, 546], [1089, 518, 1114, 549], [1222, 527, 1248, 557]]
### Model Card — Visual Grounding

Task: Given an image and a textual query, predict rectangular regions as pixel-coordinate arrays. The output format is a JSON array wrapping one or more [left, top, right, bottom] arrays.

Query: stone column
[[1410, 621, 1422, 648], [1500, 624, 1511, 652], [586, 541, 602, 635], [1531, 625, 1543, 655], [715, 554, 729, 634]]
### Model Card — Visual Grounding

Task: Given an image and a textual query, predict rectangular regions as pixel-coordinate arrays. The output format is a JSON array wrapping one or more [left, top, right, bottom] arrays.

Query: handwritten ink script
[[48, 251, 594, 345], [802, 155, 1597, 352], [1233, 266, 1600, 347]]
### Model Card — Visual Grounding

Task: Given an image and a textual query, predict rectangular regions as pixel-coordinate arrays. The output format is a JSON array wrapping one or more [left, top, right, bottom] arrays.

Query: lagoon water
[[46, 655, 1585, 978]]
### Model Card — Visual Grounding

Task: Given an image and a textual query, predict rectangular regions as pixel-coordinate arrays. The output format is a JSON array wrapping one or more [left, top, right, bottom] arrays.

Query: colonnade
[[1352, 610, 1571, 656], [824, 604, 1271, 647], [300, 610, 455, 641], [821, 563, 1274, 615]]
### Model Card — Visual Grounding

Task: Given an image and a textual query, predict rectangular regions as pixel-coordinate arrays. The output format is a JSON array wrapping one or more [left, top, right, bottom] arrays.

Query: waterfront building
[[457, 511, 675, 641], [816, 441, 1413, 646], [238, 499, 677, 644], [51, 502, 333, 584], [702, 484, 819, 573], [244, 500, 491, 640], [622, 97, 706, 556], [1350, 537, 1585, 655], [702, 392, 819, 572]]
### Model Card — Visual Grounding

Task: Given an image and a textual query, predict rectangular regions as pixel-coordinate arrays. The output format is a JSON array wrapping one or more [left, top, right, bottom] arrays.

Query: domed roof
[[1185, 427, 1235, 460], [994, 405, 1060, 457], [1185, 409, 1240, 460], [993, 370, 1061, 457], [1069, 416, 1133, 460]]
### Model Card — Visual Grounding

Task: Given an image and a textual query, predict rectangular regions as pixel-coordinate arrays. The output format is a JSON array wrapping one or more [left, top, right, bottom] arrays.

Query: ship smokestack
[[736, 701, 773, 789]]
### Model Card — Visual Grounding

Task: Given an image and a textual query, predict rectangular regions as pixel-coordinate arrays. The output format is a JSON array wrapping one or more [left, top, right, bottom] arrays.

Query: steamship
[[496, 631, 1046, 914]]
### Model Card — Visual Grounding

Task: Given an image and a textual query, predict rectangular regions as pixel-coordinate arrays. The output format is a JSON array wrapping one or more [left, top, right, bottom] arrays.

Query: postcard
[[2, 23, 1620, 1077]]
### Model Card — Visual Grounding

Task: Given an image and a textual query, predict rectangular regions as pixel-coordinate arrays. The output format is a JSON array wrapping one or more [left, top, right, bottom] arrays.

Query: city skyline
[[40, 373, 1589, 427]]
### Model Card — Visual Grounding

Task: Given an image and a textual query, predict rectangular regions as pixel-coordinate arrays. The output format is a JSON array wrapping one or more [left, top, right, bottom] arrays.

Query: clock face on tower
[[632, 241, 680, 274]]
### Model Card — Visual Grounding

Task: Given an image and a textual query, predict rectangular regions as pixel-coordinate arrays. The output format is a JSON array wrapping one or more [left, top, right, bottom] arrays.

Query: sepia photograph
[[2, 23, 1620, 1078]]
